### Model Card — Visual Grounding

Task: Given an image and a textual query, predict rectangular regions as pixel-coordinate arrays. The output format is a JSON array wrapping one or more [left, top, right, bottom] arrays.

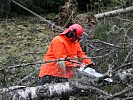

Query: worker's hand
[[90, 62, 96, 66], [75, 63, 85, 68], [80, 63, 86, 68]]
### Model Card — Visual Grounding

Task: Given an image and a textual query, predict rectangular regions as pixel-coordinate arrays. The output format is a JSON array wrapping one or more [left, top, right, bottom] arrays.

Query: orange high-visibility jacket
[[39, 35, 92, 78]]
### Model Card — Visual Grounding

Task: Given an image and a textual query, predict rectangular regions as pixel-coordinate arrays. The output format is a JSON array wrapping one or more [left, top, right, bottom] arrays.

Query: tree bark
[[95, 6, 133, 19], [1, 78, 109, 100]]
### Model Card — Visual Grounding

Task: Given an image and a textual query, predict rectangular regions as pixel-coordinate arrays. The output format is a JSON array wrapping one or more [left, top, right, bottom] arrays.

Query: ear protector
[[65, 29, 76, 38]]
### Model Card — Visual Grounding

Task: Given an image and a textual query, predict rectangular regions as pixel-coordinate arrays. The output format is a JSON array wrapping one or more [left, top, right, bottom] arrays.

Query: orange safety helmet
[[69, 24, 83, 38], [60, 24, 83, 38]]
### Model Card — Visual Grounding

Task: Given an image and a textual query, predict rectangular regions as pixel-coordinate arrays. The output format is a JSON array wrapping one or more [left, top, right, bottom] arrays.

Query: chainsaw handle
[[83, 62, 95, 70]]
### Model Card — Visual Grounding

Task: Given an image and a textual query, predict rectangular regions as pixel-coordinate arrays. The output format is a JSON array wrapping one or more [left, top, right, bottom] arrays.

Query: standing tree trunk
[[0, 0, 11, 17]]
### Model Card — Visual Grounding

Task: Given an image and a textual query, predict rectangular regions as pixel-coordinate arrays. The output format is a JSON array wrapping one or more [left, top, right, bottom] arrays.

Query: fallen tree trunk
[[1, 67, 133, 100], [1, 78, 109, 100], [95, 6, 133, 19]]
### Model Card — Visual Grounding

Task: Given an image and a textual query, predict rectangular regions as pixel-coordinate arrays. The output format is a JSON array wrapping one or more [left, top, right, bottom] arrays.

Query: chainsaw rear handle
[[83, 62, 96, 70]]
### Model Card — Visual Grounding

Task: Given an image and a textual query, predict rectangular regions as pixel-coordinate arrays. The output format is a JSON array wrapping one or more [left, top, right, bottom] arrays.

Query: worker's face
[[71, 32, 81, 42]]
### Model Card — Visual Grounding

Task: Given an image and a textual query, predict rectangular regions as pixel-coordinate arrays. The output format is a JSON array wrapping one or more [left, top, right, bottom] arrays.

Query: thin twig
[[105, 85, 133, 99]]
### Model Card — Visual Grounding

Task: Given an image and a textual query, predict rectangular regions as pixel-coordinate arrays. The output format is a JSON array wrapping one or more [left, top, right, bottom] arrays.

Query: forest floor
[[0, 16, 55, 87], [0, 16, 53, 65]]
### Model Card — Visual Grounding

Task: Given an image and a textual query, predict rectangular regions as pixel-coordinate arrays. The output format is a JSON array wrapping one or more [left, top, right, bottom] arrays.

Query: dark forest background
[[1, 0, 132, 17]]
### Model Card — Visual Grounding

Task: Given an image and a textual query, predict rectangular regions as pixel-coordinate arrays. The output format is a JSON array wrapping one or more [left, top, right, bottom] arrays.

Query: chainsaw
[[78, 65, 113, 83]]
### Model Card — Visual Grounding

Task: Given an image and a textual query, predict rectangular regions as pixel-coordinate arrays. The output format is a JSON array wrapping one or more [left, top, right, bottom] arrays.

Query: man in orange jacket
[[38, 24, 94, 100]]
